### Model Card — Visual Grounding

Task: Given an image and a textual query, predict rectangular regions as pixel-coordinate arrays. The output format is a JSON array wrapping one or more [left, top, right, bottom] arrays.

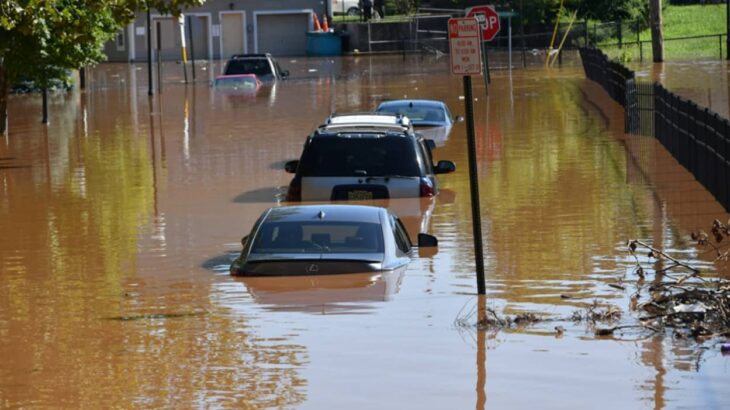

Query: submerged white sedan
[[376, 99, 462, 147]]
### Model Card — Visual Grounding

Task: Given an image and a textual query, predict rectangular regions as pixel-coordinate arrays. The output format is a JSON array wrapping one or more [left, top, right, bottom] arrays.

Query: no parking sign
[[447, 18, 482, 76]]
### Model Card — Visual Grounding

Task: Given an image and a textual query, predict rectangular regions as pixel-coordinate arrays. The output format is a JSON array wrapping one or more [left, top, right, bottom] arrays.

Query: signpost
[[466, 5, 501, 86], [448, 17, 486, 295]]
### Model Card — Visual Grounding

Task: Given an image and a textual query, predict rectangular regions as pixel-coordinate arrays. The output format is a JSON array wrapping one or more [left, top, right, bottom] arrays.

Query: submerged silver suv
[[284, 113, 456, 201]]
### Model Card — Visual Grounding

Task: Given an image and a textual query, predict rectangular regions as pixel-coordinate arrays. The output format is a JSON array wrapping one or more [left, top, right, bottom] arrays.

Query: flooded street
[[631, 59, 730, 117], [1, 55, 729, 408]]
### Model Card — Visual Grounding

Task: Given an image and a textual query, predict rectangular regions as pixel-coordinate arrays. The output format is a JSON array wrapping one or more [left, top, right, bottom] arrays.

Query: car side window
[[418, 140, 434, 172], [390, 214, 411, 254]]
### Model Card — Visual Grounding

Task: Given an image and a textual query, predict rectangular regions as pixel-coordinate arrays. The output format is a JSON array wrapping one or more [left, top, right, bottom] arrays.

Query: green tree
[[0, 0, 204, 134]]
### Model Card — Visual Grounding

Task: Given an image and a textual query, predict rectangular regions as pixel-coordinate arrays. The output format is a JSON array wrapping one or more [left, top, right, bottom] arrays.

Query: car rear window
[[225, 59, 272, 76], [250, 221, 384, 254], [298, 136, 422, 177], [378, 105, 445, 123], [214, 77, 257, 89]]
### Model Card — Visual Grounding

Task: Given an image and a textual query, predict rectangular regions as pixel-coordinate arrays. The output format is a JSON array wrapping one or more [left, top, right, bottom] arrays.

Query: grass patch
[[600, 4, 728, 61]]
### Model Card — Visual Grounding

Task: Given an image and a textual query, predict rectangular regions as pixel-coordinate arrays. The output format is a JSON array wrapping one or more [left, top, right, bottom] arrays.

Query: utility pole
[[726, 0, 729, 60], [650, 0, 664, 62]]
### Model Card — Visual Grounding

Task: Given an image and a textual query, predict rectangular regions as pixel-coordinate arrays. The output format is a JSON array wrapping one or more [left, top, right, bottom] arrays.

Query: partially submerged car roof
[[263, 205, 384, 224], [378, 99, 447, 109], [321, 112, 412, 132]]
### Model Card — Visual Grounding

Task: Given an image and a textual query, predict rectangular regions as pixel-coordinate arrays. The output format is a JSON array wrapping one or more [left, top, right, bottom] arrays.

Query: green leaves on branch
[[0, 0, 206, 84]]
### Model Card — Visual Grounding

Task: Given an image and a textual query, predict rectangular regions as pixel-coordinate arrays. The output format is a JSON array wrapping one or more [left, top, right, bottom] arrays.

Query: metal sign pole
[[463, 75, 486, 295], [450, 16, 487, 295], [156, 20, 162, 94], [187, 15, 196, 81], [147, 9, 153, 96]]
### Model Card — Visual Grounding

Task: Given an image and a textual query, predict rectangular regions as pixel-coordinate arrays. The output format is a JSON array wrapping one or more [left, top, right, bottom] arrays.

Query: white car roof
[[323, 114, 412, 132]]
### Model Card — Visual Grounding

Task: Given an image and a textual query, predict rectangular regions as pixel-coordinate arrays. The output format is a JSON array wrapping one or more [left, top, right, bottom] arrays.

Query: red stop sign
[[466, 5, 501, 41]]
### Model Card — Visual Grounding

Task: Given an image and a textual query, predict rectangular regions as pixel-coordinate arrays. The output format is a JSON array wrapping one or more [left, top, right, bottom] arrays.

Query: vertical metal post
[[519, 0, 526, 68], [42, 87, 48, 124], [368, 21, 372, 52], [720, 34, 724, 59], [180, 15, 188, 84], [156, 20, 162, 94], [727, 0, 730, 60], [79, 67, 86, 90], [462, 75, 486, 295], [147, 9, 153, 96], [584, 19, 589, 47], [188, 15, 196, 81], [508, 17, 512, 70], [481, 41, 490, 86], [617, 19, 623, 49], [639, 41, 643, 62]]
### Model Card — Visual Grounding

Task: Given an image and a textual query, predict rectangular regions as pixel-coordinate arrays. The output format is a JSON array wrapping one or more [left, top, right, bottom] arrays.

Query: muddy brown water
[[631, 59, 730, 118], [1, 55, 729, 408]]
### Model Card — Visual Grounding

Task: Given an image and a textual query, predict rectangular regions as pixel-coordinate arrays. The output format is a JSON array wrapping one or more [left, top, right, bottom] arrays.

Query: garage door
[[256, 13, 309, 56]]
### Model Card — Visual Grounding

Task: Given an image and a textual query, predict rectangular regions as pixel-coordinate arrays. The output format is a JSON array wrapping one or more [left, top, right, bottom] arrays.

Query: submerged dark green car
[[230, 205, 437, 276]]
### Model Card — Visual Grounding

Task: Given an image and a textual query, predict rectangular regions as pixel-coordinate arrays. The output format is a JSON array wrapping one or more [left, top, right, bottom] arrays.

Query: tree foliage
[[435, 0, 650, 26], [1, 0, 204, 84], [0, 0, 205, 132]]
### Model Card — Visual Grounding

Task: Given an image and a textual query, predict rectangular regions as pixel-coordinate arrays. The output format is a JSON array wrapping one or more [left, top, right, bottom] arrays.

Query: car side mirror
[[282, 70, 290, 78], [417, 233, 438, 247], [284, 160, 299, 173], [455, 116, 465, 123], [425, 139, 436, 150], [434, 160, 456, 174]]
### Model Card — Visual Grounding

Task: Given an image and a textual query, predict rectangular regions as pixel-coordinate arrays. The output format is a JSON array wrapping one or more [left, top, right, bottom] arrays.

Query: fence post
[[584, 19, 589, 47], [368, 21, 372, 52], [639, 41, 643, 62], [720, 34, 723, 59], [617, 19, 623, 49]]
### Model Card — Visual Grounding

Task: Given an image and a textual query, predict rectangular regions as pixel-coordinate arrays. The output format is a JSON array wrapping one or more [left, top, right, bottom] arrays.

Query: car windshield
[[250, 221, 384, 254], [214, 77, 257, 90], [298, 136, 422, 177], [225, 59, 273, 77], [378, 105, 445, 123]]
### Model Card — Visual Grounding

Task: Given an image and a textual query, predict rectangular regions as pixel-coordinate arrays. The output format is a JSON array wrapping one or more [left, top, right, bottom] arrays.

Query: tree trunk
[[650, 0, 664, 62], [0, 60, 8, 134]]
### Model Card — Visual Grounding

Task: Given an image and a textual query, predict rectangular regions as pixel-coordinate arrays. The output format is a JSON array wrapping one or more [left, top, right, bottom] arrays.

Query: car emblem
[[306, 264, 319, 273]]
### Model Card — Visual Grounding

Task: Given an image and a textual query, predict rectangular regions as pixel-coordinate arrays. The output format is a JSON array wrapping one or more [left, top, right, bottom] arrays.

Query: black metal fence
[[579, 47, 634, 107], [654, 85, 730, 209], [579, 47, 730, 211]]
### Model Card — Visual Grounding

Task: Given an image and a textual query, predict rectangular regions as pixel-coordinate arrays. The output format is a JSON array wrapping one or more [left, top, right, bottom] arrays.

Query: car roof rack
[[320, 112, 412, 130]]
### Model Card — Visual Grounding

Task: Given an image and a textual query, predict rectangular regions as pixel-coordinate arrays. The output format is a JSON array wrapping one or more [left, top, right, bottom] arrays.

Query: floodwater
[[631, 59, 730, 117], [1, 54, 729, 409]]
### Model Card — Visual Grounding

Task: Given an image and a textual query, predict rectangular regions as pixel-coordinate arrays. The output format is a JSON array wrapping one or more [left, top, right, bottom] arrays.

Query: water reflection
[[1, 55, 730, 408], [236, 269, 405, 314]]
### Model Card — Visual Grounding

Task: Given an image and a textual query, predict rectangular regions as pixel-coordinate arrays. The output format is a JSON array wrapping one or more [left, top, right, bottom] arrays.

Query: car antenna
[[317, 210, 325, 219]]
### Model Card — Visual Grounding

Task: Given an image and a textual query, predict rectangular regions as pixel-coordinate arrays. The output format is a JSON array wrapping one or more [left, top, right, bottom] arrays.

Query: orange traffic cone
[[313, 13, 322, 32], [322, 15, 329, 32]]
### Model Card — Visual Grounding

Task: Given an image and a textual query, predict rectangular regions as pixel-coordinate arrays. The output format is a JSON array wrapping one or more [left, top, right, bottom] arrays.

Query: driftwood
[[457, 219, 730, 343]]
